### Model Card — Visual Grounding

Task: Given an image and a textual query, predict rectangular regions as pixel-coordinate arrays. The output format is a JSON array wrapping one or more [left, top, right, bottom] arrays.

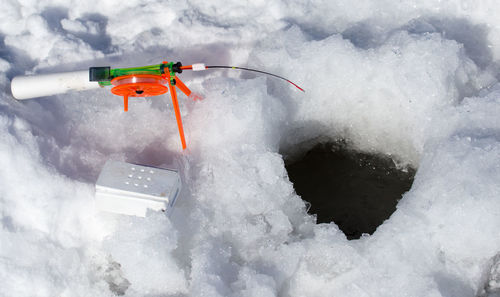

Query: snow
[[1, 0, 500, 296]]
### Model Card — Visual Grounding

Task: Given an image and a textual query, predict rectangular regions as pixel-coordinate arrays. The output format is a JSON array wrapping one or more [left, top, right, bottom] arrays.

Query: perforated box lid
[[95, 160, 181, 216]]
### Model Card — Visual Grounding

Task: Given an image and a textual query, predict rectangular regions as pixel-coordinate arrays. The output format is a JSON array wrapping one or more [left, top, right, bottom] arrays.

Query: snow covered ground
[[1, 0, 500, 296]]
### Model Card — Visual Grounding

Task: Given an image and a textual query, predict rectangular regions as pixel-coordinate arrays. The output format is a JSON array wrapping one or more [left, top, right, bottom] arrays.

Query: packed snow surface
[[1, 1, 500, 296]]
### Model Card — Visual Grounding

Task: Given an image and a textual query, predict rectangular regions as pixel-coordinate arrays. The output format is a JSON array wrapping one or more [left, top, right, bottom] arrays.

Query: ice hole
[[284, 141, 416, 240]]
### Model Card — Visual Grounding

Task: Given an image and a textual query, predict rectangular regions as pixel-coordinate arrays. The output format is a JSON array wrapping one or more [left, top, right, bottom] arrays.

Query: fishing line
[[181, 64, 305, 92]]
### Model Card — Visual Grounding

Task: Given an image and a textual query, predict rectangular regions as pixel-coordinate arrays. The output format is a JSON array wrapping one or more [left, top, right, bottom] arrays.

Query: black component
[[172, 62, 182, 73], [171, 78, 176, 86], [160, 62, 183, 75], [135, 90, 144, 95], [89, 67, 111, 81]]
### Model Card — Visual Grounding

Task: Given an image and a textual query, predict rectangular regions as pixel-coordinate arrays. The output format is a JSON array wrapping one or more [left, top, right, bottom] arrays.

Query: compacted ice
[[0, 1, 500, 296]]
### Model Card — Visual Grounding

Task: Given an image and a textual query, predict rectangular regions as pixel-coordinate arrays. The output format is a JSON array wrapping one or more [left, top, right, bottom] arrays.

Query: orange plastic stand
[[110, 66, 192, 150]]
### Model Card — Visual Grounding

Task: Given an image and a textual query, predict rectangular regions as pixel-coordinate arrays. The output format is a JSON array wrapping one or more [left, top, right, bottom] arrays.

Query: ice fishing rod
[[10, 61, 304, 150], [181, 64, 305, 92]]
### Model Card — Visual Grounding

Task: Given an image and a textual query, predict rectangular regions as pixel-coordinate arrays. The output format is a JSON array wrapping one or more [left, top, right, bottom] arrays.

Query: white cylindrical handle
[[11, 70, 101, 100]]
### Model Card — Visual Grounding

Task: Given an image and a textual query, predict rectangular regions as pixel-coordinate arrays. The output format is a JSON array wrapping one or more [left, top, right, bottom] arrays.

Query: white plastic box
[[95, 160, 181, 217]]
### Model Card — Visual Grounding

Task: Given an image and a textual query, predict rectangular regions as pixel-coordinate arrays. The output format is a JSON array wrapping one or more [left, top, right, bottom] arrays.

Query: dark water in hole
[[285, 142, 415, 240]]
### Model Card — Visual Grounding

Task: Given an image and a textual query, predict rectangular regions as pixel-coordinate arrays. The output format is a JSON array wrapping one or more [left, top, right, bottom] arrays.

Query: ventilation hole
[[284, 141, 416, 240]]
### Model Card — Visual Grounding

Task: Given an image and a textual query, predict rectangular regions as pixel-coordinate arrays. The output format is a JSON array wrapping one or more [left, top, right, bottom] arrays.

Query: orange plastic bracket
[[165, 71, 187, 150], [174, 77, 191, 97]]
